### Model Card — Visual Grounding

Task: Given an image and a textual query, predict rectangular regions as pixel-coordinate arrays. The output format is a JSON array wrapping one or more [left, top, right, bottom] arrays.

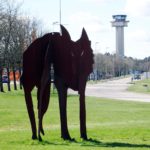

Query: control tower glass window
[[113, 15, 126, 22]]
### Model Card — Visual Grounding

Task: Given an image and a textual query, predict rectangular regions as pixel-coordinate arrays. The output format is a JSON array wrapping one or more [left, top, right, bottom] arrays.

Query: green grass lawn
[[128, 79, 150, 94], [1, 88, 150, 150]]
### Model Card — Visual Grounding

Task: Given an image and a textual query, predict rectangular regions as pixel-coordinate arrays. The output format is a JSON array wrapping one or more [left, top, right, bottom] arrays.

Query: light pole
[[106, 47, 109, 52], [52, 21, 59, 32], [112, 51, 115, 77], [146, 57, 149, 79], [95, 42, 99, 54], [59, 0, 61, 25]]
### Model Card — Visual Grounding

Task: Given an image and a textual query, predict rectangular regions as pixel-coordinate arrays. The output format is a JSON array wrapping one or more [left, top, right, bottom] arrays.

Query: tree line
[[93, 52, 150, 80]]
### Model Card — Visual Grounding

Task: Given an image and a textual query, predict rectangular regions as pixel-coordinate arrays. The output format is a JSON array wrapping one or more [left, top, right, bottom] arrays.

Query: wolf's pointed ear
[[60, 24, 71, 41], [81, 28, 89, 41]]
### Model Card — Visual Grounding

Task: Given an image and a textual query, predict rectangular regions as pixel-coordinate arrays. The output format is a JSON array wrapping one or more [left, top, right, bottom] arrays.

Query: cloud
[[127, 29, 150, 42], [125, 0, 150, 17], [69, 12, 106, 33]]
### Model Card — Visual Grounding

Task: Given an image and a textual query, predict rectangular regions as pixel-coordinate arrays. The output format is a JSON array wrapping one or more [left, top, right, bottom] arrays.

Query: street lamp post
[[52, 21, 59, 32], [95, 42, 99, 54], [146, 57, 149, 79], [59, 0, 61, 25]]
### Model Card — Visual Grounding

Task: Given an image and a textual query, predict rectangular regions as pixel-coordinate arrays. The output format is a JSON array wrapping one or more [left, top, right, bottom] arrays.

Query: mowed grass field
[[1, 88, 150, 150]]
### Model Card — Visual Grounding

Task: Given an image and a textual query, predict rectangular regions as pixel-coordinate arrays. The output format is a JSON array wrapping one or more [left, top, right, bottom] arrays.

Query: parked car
[[133, 74, 141, 80], [2, 75, 8, 83]]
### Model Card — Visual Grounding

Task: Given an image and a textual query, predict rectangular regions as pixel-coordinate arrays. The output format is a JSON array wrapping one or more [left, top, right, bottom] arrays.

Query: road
[[70, 77, 150, 102]]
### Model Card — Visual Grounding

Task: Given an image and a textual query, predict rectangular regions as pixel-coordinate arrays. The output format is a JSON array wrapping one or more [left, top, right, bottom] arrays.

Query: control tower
[[111, 15, 129, 58]]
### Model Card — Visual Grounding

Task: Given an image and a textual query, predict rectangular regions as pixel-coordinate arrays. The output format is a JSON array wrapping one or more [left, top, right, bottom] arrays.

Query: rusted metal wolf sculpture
[[21, 25, 94, 141]]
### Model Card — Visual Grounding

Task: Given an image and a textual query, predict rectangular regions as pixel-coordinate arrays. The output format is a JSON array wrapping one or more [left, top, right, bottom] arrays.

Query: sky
[[15, 0, 150, 59]]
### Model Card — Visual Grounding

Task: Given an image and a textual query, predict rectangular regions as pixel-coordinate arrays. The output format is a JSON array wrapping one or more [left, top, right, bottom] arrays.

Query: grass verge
[[0, 89, 150, 149], [128, 79, 150, 94]]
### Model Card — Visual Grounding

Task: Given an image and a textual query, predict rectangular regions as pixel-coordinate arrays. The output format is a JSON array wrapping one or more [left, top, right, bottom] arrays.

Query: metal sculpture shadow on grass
[[21, 25, 94, 141]]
